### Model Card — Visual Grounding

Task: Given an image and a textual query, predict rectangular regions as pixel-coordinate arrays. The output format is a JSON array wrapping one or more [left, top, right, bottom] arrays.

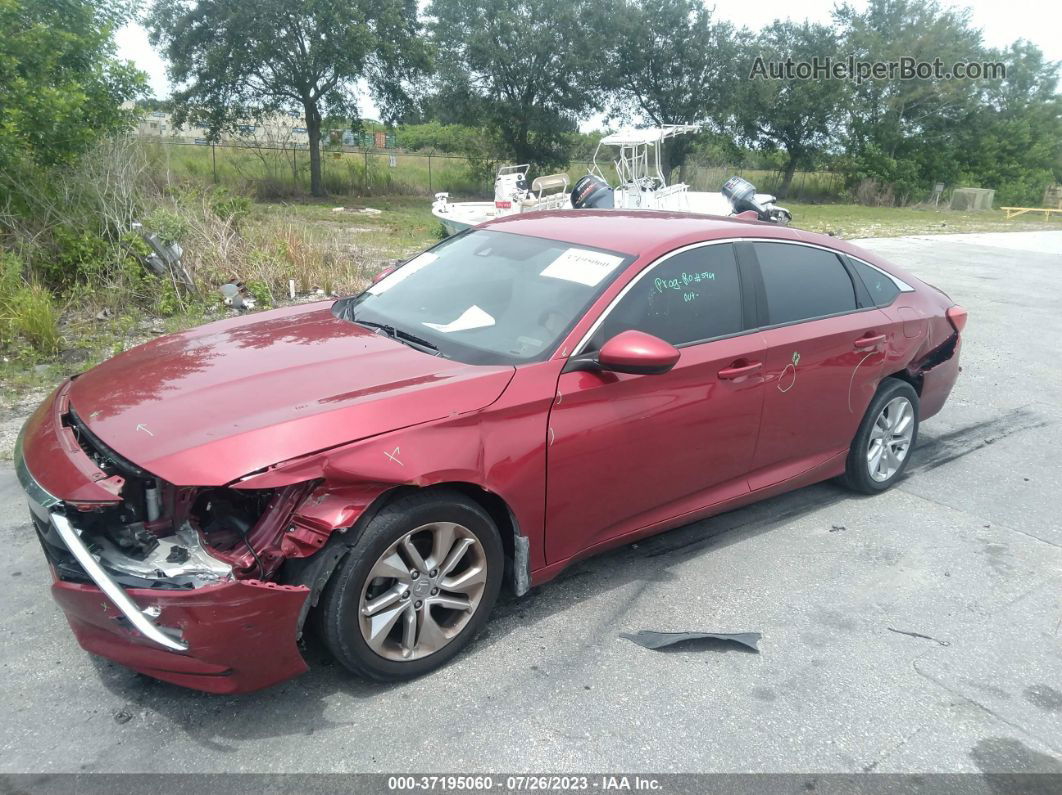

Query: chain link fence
[[137, 139, 846, 203]]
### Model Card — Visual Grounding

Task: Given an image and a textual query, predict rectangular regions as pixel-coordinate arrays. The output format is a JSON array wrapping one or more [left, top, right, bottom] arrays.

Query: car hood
[[68, 303, 514, 486]]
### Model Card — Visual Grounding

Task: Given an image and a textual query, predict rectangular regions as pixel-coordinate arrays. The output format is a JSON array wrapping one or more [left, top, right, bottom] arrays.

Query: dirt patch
[[0, 388, 48, 460]]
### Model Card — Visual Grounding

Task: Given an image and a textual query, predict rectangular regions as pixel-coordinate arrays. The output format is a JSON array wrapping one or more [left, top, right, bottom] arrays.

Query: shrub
[[48, 224, 113, 288], [156, 280, 185, 316], [7, 285, 63, 355], [209, 189, 251, 224], [145, 207, 188, 246], [244, 279, 273, 308], [0, 254, 62, 356]]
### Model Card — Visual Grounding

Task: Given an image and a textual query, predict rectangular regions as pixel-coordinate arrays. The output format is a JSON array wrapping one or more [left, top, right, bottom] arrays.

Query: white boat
[[431, 125, 792, 234], [432, 165, 572, 235]]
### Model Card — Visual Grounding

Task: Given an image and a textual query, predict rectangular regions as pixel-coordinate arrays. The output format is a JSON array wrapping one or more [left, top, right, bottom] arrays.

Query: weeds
[[3, 285, 63, 355], [0, 133, 436, 392], [0, 253, 62, 356]]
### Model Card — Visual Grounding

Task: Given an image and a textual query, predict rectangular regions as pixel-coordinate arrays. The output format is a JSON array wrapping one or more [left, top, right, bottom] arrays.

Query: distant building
[[131, 107, 311, 147], [129, 106, 395, 150]]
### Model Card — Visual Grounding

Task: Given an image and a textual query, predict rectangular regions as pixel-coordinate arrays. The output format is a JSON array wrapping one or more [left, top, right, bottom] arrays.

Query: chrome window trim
[[571, 238, 742, 356], [847, 253, 915, 292], [570, 236, 905, 356]]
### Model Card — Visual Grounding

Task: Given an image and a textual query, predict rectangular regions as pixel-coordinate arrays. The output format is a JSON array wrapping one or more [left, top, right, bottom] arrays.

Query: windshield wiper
[[353, 317, 440, 355], [352, 317, 397, 336], [393, 327, 439, 353]]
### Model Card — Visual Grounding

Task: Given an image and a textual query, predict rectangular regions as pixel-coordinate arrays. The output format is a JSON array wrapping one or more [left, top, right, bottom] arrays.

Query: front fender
[[233, 362, 558, 577]]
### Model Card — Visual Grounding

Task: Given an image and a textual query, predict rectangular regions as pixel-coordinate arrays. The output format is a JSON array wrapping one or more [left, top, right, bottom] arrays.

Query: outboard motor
[[721, 175, 792, 225], [722, 176, 766, 217], [570, 174, 614, 209]]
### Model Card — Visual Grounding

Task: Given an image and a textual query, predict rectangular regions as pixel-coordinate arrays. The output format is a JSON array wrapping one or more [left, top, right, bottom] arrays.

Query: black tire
[[841, 378, 920, 494], [317, 489, 503, 681]]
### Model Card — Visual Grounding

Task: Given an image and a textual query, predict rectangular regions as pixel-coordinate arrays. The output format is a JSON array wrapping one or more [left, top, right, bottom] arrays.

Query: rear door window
[[754, 243, 858, 325]]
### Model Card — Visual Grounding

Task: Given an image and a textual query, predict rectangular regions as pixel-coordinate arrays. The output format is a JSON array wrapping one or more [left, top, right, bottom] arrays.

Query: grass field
[[264, 196, 1061, 249], [680, 166, 844, 202], [138, 140, 848, 203], [142, 140, 495, 199], [786, 202, 1062, 238]]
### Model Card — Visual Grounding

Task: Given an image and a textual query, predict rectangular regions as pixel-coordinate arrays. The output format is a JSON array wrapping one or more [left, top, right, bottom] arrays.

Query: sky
[[117, 0, 1061, 117]]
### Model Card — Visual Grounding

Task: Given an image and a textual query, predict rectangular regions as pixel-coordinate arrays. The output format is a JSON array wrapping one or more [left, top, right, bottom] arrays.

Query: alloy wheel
[[867, 396, 915, 482], [358, 522, 487, 661]]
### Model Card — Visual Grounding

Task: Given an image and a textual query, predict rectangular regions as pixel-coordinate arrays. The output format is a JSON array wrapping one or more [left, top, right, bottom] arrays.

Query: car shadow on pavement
[[478, 479, 861, 650], [88, 475, 873, 750], [83, 411, 1016, 744]]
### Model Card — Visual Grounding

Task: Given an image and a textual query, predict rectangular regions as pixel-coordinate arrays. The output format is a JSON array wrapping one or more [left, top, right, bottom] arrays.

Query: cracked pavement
[[0, 231, 1059, 774]]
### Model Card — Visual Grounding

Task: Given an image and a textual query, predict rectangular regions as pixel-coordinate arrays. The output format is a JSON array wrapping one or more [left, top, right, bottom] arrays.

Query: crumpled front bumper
[[52, 578, 309, 694], [16, 394, 311, 694]]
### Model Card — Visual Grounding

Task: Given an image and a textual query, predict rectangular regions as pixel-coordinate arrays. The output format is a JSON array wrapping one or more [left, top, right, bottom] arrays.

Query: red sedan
[[15, 211, 965, 692]]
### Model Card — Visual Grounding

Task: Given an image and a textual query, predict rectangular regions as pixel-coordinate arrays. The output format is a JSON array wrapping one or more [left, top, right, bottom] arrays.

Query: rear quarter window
[[850, 259, 901, 307]]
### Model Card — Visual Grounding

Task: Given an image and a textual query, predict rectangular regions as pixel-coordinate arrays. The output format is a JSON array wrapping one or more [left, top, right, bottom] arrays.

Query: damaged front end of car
[[15, 386, 339, 693]]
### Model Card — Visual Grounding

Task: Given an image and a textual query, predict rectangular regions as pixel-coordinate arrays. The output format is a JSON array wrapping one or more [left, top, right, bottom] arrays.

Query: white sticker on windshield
[[423, 305, 496, 333], [368, 252, 437, 295], [540, 248, 624, 287]]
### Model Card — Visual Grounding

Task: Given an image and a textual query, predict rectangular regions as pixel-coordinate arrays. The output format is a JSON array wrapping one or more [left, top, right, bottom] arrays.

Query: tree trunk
[[512, 121, 532, 168], [778, 152, 800, 199], [305, 102, 324, 197]]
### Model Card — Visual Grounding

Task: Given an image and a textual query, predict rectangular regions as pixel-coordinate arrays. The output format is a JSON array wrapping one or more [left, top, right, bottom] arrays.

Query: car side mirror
[[371, 265, 398, 285], [597, 330, 680, 375]]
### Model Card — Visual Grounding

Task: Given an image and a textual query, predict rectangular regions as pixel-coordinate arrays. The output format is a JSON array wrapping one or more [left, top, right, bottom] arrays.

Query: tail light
[[946, 305, 967, 333]]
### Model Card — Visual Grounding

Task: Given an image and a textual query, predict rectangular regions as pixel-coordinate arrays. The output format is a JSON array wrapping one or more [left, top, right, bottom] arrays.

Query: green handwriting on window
[[654, 271, 716, 294]]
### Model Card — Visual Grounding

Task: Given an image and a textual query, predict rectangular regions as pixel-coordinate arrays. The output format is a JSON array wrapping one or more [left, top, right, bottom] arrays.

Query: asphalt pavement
[[0, 230, 1059, 775]]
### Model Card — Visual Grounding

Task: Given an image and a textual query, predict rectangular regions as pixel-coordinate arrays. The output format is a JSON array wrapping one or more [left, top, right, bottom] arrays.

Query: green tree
[[147, 0, 430, 196], [606, 0, 740, 178], [428, 0, 609, 170], [734, 21, 843, 198], [834, 0, 986, 201], [951, 42, 1062, 205], [0, 0, 143, 168]]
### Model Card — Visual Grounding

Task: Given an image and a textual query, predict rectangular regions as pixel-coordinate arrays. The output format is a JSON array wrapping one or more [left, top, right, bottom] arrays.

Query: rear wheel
[[318, 490, 503, 681], [841, 378, 919, 494]]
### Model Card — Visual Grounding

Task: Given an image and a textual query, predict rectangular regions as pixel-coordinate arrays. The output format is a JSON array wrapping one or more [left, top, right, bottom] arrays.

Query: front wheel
[[318, 490, 503, 681], [841, 378, 919, 494]]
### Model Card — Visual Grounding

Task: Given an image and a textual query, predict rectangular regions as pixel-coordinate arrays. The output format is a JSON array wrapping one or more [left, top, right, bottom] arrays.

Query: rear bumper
[[16, 390, 311, 694], [919, 334, 962, 421]]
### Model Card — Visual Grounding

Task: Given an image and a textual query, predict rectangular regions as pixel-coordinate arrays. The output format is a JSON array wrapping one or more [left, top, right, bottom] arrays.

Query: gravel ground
[[0, 231, 1059, 776]]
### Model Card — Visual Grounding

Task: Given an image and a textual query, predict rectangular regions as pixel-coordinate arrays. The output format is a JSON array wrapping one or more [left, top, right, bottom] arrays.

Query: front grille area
[[32, 512, 92, 584], [33, 510, 197, 590]]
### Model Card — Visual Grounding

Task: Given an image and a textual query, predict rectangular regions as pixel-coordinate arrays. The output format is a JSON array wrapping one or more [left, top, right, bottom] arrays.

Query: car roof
[[482, 210, 816, 256], [478, 210, 914, 283]]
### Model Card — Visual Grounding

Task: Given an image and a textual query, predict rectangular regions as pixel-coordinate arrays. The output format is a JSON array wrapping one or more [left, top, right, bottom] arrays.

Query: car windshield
[[332, 229, 632, 365]]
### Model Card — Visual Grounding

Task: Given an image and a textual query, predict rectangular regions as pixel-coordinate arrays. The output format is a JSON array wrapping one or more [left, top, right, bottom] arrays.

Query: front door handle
[[718, 360, 763, 380], [854, 333, 886, 349]]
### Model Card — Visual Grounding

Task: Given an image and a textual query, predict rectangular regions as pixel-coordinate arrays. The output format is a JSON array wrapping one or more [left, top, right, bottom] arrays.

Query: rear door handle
[[854, 333, 886, 349], [718, 361, 763, 380]]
